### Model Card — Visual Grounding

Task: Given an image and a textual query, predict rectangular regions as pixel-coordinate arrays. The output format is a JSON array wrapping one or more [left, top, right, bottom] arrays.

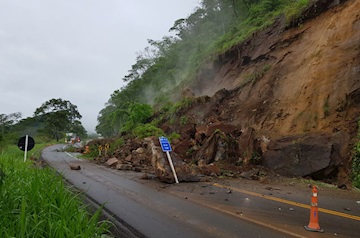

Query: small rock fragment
[[338, 184, 347, 189], [106, 157, 119, 167], [70, 164, 81, 170], [141, 173, 149, 180]]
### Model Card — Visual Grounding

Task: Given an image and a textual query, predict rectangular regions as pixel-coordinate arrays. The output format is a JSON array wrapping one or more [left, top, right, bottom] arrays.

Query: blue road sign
[[159, 136, 172, 152]]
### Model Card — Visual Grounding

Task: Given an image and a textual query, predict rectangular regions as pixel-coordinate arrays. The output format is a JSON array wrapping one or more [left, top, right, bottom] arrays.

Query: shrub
[[168, 132, 181, 142], [133, 123, 164, 138], [352, 120, 360, 188], [352, 145, 360, 188], [107, 138, 124, 155], [0, 146, 110, 237], [180, 116, 188, 125]]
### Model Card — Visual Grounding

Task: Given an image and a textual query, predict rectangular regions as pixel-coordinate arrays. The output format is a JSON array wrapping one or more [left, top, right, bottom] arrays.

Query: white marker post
[[24, 135, 29, 162], [159, 136, 179, 184], [166, 151, 179, 184]]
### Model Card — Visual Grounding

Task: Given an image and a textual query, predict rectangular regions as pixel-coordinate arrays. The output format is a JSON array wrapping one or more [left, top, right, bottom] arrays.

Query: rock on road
[[42, 144, 360, 238]]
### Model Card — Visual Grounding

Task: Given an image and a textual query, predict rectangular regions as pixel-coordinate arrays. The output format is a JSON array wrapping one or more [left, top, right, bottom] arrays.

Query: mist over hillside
[[95, 0, 360, 187]]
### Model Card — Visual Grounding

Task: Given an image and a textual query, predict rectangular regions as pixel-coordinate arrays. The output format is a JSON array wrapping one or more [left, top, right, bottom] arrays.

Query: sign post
[[159, 136, 179, 184], [105, 143, 110, 156], [24, 135, 28, 162], [98, 145, 103, 156], [17, 135, 35, 162]]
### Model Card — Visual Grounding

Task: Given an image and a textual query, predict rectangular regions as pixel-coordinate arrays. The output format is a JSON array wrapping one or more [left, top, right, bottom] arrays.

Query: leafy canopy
[[96, 0, 310, 137], [0, 112, 22, 146], [34, 98, 86, 141]]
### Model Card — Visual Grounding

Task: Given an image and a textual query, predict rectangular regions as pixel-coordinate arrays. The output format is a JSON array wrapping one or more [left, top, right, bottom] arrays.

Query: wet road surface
[[42, 144, 360, 238]]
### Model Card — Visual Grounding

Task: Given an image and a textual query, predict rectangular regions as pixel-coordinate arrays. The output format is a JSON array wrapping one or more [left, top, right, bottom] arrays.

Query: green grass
[[352, 120, 360, 189], [323, 97, 330, 118], [352, 145, 360, 188], [0, 145, 111, 237], [133, 123, 164, 139]]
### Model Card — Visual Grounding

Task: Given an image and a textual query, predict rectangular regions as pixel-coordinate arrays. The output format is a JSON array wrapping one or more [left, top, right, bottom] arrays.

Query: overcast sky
[[0, 0, 199, 134]]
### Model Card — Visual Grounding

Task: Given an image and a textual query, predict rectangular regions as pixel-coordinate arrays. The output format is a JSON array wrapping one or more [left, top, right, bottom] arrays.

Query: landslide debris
[[86, 0, 360, 186]]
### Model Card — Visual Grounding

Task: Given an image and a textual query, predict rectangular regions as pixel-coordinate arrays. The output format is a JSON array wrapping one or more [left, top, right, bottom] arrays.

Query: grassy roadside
[[0, 143, 111, 237], [352, 120, 360, 189]]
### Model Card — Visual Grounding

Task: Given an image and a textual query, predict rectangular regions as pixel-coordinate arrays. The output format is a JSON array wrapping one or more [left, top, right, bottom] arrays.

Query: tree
[[97, 0, 304, 138], [11, 116, 41, 138], [96, 99, 153, 137], [34, 98, 86, 141], [122, 102, 153, 133], [0, 112, 21, 144], [69, 120, 87, 139], [0, 112, 21, 136]]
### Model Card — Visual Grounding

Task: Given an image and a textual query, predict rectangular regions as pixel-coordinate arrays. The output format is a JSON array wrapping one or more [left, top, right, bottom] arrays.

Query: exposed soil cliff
[[179, 0, 360, 185], [90, 0, 360, 186]]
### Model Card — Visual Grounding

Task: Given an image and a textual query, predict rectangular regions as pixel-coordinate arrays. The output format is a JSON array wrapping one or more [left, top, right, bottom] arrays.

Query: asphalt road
[[41, 144, 360, 238]]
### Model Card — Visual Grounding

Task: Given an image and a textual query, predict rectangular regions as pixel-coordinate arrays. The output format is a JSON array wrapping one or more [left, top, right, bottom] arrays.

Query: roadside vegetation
[[0, 97, 113, 236], [1, 98, 87, 150], [353, 145, 360, 188], [0, 142, 111, 237], [96, 0, 310, 137], [94, 0, 360, 188], [352, 120, 360, 189]]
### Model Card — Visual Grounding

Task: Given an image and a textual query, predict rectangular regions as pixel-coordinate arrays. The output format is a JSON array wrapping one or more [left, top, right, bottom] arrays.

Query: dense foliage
[[96, 0, 310, 136], [1, 99, 87, 147], [34, 98, 86, 141], [353, 143, 360, 188], [0, 112, 21, 147], [352, 120, 360, 188], [0, 145, 110, 237]]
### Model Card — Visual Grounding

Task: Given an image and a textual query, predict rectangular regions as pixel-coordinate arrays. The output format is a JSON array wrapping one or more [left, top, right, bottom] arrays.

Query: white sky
[[0, 0, 199, 133]]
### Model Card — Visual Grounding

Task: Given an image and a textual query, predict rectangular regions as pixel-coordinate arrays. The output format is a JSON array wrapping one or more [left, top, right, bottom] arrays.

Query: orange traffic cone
[[304, 185, 324, 232]]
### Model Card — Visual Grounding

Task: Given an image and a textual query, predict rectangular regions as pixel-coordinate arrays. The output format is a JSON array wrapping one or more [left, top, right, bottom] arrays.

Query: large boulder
[[238, 127, 256, 165], [145, 137, 199, 183], [206, 122, 239, 137], [195, 130, 239, 165], [173, 140, 193, 156], [263, 131, 349, 179]]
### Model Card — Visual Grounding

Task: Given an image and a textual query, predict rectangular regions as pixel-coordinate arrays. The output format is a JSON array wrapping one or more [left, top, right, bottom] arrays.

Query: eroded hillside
[[180, 0, 360, 184], [90, 0, 360, 186]]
